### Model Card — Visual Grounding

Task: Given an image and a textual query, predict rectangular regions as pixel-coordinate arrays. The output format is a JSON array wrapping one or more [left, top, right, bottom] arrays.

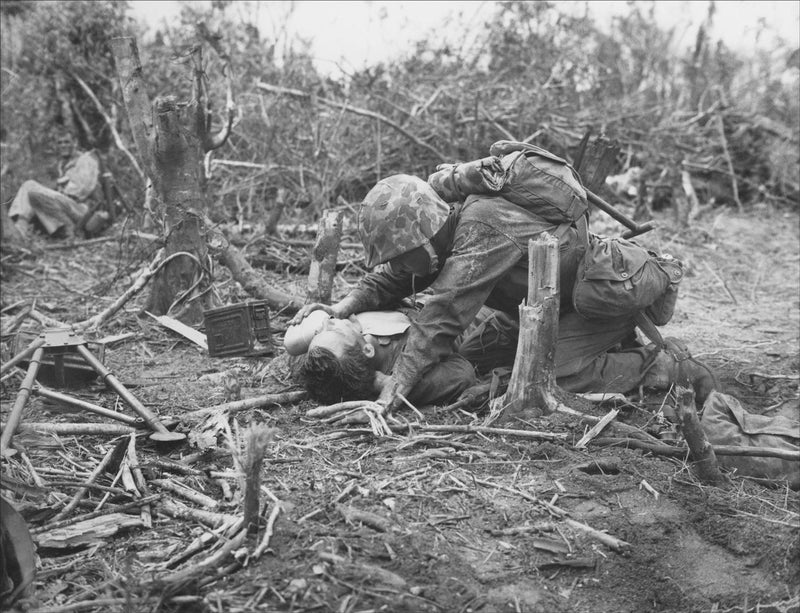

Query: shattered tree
[[110, 32, 234, 324]]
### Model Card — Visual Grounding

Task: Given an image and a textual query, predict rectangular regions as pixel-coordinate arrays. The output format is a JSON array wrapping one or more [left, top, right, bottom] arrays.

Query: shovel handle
[[586, 190, 655, 239]]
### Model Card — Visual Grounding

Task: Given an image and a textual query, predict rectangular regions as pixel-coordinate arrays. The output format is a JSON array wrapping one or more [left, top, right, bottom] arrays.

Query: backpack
[[428, 140, 683, 332], [571, 234, 684, 325], [428, 140, 588, 225]]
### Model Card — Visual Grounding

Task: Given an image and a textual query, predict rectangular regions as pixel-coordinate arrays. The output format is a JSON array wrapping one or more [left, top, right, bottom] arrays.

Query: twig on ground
[[47, 443, 122, 524], [158, 497, 238, 529], [150, 478, 220, 509], [74, 248, 165, 332], [251, 502, 282, 560], [564, 518, 631, 553], [574, 408, 620, 449]]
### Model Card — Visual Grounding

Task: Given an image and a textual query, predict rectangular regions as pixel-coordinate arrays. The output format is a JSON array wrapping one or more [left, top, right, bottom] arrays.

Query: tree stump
[[306, 209, 344, 305], [493, 233, 561, 421], [110, 34, 233, 324], [674, 386, 726, 484]]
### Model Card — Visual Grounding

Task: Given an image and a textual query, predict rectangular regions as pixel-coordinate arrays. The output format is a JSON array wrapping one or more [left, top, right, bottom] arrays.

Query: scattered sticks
[[574, 409, 620, 449]]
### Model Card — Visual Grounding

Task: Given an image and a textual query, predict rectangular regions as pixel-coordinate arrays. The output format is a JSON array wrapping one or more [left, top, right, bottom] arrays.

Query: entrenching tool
[[586, 189, 655, 240], [0, 329, 185, 457]]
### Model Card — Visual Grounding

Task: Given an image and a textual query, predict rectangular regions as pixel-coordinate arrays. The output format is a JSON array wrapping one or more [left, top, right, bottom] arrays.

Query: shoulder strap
[[552, 213, 590, 248], [634, 310, 666, 349]]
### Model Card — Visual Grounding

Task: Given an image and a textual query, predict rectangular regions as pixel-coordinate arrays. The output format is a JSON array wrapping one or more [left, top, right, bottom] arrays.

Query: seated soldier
[[9, 132, 111, 239], [285, 308, 479, 407]]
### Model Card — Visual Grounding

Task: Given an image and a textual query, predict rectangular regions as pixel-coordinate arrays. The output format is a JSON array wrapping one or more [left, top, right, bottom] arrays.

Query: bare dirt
[[1, 202, 798, 613]]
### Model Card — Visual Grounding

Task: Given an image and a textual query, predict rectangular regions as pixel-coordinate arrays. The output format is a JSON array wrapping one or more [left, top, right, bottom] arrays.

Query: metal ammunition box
[[203, 301, 273, 358]]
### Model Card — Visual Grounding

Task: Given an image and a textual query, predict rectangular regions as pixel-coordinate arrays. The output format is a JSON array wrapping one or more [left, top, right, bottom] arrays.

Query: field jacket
[[345, 195, 584, 394]]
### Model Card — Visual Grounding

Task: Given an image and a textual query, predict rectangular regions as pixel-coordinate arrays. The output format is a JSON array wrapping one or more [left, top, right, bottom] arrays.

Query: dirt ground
[[1, 202, 798, 613]]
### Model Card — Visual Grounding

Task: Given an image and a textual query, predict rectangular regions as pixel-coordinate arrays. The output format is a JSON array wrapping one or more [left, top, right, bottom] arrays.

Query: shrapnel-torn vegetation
[[1, 2, 798, 612]]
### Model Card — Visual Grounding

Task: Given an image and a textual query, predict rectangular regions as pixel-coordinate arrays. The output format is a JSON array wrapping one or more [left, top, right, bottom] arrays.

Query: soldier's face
[[389, 245, 432, 277], [308, 316, 366, 359], [57, 135, 74, 158]]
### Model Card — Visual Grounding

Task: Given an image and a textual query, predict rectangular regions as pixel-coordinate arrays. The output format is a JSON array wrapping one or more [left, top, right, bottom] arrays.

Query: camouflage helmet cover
[[358, 174, 450, 268]]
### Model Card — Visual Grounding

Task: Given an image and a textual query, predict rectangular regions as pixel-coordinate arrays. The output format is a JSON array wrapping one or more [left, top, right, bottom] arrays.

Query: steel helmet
[[358, 174, 450, 268]]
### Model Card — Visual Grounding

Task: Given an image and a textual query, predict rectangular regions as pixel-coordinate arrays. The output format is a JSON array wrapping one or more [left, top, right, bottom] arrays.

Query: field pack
[[427, 140, 684, 326], [428, 140, 588, 225], [572, 234, 684, 323]]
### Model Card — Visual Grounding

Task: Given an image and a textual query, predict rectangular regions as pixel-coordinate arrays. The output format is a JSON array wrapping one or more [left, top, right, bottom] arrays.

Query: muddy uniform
[[353, 310, 478, 406], [344, 194, 656, 396]]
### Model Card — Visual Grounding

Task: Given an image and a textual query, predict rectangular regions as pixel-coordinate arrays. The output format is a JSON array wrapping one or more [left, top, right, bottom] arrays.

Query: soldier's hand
[[289, 303, 337, 326], [375, 376, 410, 416]]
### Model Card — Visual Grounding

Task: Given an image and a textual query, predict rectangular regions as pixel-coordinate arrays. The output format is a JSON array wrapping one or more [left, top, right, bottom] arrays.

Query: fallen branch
[[42, 231, 158, 251], [575, 409, 619, 449], [557, 405, 660, 443], [256, 81, 448, 162], [415, 423, 567, 441], [158, 525, 248, 587], [564, 517, 631, 553], [590, 436, 800, 461], [251, 501, 282, 560], [306, 400, 378, 419], [189, 390, 307, 419], [158, 498, 238, 529], [30, 494, 160, 535], [204, 218, 303, 313], [71, 71, 146, 184], [472, 477, 566, 517], [13, 422, 148, 436], [35, 513, 145, 549], [337, 504, 394, 532], [48, 443, 123, 524], [74, 249, 166, 332], [317, 551, 407, 591], [151, 478, 219, 509]]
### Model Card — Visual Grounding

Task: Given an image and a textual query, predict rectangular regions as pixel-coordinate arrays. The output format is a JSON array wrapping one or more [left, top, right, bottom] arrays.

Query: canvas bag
[[572, 234, 685, 323], [428, 140, 680, 326], [428, 140, 588, 225], [700, 392, 800, 487]]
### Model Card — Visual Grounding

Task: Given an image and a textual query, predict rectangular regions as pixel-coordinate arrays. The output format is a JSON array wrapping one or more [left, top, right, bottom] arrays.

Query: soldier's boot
[[642, 337, 718, 405]]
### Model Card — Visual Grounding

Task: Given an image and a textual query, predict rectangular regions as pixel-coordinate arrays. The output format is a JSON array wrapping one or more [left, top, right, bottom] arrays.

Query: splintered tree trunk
[[306, 209, 344, 304], [145, 96, 210, 321], [497, 234, 561, 421], [674, 386, 726, 484], [575, 135, 620, 193], [111, 37, 212, 324]]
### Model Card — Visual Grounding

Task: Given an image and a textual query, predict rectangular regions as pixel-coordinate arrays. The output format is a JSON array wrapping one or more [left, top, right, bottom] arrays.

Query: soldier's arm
[[387, 221, 524, 403]]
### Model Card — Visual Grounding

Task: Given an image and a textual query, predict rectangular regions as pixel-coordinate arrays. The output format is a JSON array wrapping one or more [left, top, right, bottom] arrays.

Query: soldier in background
[[8, 132, 111, 239]]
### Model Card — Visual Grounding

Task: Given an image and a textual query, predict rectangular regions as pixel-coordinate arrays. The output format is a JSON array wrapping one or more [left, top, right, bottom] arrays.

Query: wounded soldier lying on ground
[[286, 302, 717, 413], [284, 307, 479, 408]]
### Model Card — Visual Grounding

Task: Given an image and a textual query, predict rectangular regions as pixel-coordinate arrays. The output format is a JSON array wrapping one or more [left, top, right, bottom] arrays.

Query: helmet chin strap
[[421, 241, 439, 274]]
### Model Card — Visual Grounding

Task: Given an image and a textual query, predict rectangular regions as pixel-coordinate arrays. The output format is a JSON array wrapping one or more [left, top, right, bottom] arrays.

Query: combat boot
[[642, 337, 718, 405]]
